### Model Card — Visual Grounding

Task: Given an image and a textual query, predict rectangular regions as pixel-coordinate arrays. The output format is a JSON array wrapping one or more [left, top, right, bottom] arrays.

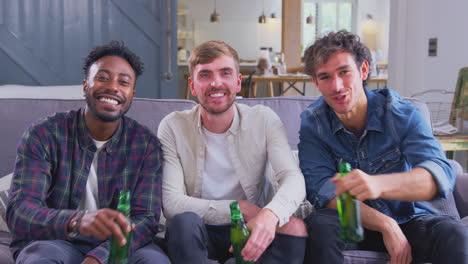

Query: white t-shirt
[[201, 127, 246, 201], [78, 139, 107, 211]]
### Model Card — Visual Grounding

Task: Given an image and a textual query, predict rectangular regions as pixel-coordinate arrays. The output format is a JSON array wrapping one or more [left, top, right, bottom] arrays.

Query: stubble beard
[[85, 91, 131, 122], [199, 89, 236, 115]]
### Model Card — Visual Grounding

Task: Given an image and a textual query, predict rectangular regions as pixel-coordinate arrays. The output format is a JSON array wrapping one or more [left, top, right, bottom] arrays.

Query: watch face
[[68, 210, 85, 239], [68, 230, 78, 239]]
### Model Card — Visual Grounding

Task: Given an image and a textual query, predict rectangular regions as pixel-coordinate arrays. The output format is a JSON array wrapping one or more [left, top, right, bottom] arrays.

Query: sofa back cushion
[[237, 96, 432, 151], [238, 96, 317, 150], [0, 98, 196, 177]]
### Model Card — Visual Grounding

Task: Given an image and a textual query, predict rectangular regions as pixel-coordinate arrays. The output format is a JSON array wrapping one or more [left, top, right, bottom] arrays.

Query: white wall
[[178, 0, 282, 60], [389, 0, 468, 98]]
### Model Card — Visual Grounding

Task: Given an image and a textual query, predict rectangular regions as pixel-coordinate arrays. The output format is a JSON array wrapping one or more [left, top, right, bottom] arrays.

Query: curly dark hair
[[304, 31, 372, 87], [83, 40, 144, 80]]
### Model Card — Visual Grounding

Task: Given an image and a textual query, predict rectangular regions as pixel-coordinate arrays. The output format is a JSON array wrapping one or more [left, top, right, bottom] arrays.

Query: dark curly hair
[[304, 31, 372, 87], [83, 40, 144, 80]]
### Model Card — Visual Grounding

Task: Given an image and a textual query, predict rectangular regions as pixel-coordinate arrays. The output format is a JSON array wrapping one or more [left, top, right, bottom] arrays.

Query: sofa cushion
[[237, 97, 316, 150], [0, 173, 12, 232]]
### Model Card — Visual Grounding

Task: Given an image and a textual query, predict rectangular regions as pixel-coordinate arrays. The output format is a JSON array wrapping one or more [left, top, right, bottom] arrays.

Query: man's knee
[[304, 208, 341, 245], [168, 211, 204, 233], [130, 243, 170, 264], [434, 218, 468, 246], [167, 211, 205, 245], [277, 216, 308, 237], [16, 240, 83, 264], [169, 211, 203, 229]]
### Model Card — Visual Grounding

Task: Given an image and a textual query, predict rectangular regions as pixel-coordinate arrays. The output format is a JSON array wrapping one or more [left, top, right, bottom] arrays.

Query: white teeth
[[210, 93, 224, 98], [99, 97, 118, 105]]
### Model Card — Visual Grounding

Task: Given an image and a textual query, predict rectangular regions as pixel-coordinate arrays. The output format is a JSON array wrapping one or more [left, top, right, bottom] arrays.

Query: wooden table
[[436, 134, 468, 168], [248, 74, 388, 97], [436, 134, 468, 152]]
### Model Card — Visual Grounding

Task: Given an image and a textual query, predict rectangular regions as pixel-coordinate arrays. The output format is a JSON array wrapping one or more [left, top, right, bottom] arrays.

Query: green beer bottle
[[336, 163, 364, 243], [230, 201, 255, 264], [108, 190, 132, 264]]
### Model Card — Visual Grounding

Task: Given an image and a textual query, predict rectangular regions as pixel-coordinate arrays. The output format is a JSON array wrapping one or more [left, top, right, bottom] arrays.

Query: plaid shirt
[[7, 108, 163, 264]]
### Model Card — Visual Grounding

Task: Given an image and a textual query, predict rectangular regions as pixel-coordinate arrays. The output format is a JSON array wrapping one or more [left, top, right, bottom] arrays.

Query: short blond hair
[[188, 40, 240, 76]]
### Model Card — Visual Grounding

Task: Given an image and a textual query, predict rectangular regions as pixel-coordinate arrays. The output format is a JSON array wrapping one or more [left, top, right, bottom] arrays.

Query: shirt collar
[[196, 104, 240, 135], [365, 88, 386, 133], [77, 107, 124, 153], [329, 88, 386, 134]]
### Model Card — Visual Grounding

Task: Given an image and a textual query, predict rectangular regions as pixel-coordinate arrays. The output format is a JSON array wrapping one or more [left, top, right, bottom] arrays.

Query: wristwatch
[[68, 210, 87, 239]]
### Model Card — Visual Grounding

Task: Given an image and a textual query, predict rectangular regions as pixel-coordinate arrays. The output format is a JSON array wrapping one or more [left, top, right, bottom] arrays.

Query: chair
[[281, 66, 307, 96], [450, 67, 468, 128], [410, 89, 456, 134], [242, 70, 256, 98]]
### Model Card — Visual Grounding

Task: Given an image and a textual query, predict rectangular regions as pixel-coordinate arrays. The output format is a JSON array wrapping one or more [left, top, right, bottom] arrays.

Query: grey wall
[[0, 0, 178, 99]]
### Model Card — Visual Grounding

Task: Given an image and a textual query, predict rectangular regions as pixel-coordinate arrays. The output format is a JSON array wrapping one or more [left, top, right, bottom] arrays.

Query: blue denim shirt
[[298, 88, 455, 224]]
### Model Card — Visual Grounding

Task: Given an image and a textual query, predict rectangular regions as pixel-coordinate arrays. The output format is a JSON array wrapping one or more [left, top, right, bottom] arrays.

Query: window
[[302, 0, 356, 53]]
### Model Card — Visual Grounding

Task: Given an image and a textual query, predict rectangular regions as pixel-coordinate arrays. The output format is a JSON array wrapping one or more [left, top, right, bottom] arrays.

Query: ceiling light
[[306, 13, 313, 24], [258, 0, 266, 24], [210, 0, 220, 23]]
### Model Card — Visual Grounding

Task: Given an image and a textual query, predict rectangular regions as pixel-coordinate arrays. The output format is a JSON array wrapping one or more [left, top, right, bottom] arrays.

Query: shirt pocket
[[332, 151, 357, 169], [369, 148, 403, 174]]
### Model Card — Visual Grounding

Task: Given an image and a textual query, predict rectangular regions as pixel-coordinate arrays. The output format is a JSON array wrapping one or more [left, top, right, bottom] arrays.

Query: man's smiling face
[[189, 55, 241, 115], [84, 55, 136, 123]]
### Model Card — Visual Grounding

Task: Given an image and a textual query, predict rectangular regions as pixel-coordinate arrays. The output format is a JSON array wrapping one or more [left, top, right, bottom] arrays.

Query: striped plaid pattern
[[6, 108, 163, 263]]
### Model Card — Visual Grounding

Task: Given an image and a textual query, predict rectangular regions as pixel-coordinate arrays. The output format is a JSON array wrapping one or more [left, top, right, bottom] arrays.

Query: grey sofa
[[0, 95, 467, 264]]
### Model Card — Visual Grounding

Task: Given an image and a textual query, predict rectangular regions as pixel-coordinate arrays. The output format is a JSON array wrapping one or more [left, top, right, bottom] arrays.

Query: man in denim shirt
[[299, 31, 468, 264]]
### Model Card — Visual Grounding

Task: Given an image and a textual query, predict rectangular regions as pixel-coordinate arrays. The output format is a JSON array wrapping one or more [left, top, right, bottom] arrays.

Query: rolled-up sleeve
[[399, 106, 455, 198]]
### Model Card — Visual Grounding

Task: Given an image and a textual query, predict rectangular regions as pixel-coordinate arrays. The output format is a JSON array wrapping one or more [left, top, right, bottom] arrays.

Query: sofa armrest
[[448, 159, 468, 218], [454, 171, 468, 218]]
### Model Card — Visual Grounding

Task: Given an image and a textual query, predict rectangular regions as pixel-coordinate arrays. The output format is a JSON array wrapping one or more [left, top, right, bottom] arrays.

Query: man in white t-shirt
[[158, 40, 308, 264]]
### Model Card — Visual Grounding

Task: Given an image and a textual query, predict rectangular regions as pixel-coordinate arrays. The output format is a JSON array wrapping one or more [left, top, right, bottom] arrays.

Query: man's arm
[[333, 167, 437, 202], [158, 116, 232, 223], [298, 110, 340, 210], [262, 108, 306, 226], [6, 125, 76, 240], [241, 108, 306, 262], [327, 198, 413, 264], [334, 104, 454, 202], [396, 103, 455, 198]]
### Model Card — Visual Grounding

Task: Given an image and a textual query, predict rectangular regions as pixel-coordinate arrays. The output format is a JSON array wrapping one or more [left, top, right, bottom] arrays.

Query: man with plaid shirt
[[6, 41, 170, 264]]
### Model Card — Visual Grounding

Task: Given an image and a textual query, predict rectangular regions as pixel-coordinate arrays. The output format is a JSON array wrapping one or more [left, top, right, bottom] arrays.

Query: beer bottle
[[336, 163, 364, 243], [230, 201, 255, 264], [108, 190, 132, 264]]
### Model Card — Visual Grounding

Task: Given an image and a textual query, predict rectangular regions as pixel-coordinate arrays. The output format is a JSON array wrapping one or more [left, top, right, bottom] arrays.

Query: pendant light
[[210, 0, 220, 23], [258, 0, 266, 24], [306, 12, 313, 24]]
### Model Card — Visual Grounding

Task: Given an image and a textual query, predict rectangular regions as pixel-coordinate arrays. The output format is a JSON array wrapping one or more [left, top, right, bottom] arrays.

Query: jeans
[[304, 208, 468, 264], [15, 239, 170, 264], [166, 211, 306, 264]]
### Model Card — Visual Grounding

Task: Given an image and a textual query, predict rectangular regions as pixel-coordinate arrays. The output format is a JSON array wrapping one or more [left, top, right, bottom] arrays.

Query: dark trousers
[[15, 239, 170, 264], [304, 208, 468, 264], [166, 211, 306, 264]]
